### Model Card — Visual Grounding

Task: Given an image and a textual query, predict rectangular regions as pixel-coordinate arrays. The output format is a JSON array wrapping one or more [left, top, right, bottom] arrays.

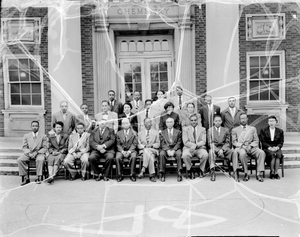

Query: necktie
[[125, 130, 128, 141], [243, 126, 246, 131], [179, 96, 182, 109], [146, 130, 150, 144], [217, 128, 220, 136], [79, 134, 82, 139], [136, 101, 139, 111], [193, 128, 196, 141], [230, 108, 235, 118], [33, 134, 37, 140], [146, 109, 149, 118], [169, 129, 173, 143]]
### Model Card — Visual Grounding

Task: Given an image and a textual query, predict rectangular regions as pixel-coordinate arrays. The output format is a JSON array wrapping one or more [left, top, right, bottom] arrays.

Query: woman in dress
[[118, 102, 138, 132], [181, 102, 202, 129]]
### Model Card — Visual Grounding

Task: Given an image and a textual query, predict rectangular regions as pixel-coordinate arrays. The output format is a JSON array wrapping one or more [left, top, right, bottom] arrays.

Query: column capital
[[94, 11, 109, 32]]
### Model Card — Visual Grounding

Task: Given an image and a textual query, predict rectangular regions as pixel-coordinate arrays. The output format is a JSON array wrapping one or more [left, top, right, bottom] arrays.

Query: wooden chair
[[24, 159, 48, 182], [65, 158, 90, 180], [91, 158, 114, 179]]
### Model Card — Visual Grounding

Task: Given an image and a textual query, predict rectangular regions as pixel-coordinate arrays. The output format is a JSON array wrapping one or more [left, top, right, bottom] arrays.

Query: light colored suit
[[95, 111, 118, 134], [76, 114, 96, 133], [138, 108, 159, 131], [64, 132, 90, 178], [182, 125, 208, 172], [130, 100, 144, 114], [52, 111, 76, 135], [208, 126, 236, 170], [17, 132, 48, 177], [152, 98, 168, 115], [181, 112, 202, 129], [138, 128, 160, 175], [232, 125, 265, 173]]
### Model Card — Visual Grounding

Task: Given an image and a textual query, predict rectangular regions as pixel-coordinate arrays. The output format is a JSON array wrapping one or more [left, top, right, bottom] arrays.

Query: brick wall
[[239, 3, 300, 132], [0, 7, 51, 136], [195, 4, 207, 105], [80, 5, 95, 116]]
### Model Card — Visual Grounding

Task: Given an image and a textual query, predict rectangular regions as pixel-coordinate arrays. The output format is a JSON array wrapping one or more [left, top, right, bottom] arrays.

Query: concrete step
[[283, 153, 300, 161], [0, 159, 17, 167], [283, 161, 300, 169], [0, 166, 19, 175], [0, 152, 23, 159]]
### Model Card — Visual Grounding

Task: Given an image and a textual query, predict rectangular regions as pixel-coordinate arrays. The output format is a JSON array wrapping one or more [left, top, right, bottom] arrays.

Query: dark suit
[[115, 129, 138, 176], [88, 127, 116, 177], [159, 128, 182, 173], [109, 99, 123, 115], [260, 126, 284, 164], [221, 107, 244, 132], [118, 113, 138, 132], [208, 126, 237, 171], [199, 104, 221, 130], [159, 111, 181, 131], [47, 133, 69, 166], [52, 111, 76, 135]]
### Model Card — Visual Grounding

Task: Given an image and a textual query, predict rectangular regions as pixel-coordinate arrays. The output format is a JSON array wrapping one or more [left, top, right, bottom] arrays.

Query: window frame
[[3, 54, 44, 109], [246, 51, 285, 105]]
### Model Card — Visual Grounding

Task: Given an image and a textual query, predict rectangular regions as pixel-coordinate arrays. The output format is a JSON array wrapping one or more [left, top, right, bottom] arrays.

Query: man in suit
[[232, 113, 265, 182], [221, 97, 244, 132], [95, 100, 118, 134], [182, 114, 208, 179], [130, 91, 144, 114], [208, 115, 238, 182], [88, 119, 116, 181], [52, 100, 76, 135], [170, 85, 196, 115], [159, 117, 183, 182], [17, 120, 48, 186], [108, 90, 123, 115], [64, 122, 90, 181], [115, 118, 138, 182], [159, 102, 181, 132], [138, 99, 159, 131], [76, 104, 96, 133], [260, 115, 284, 179], [137, 117, 160, 182], [199, 95, 221, 130], [118, 103, 138, 132]]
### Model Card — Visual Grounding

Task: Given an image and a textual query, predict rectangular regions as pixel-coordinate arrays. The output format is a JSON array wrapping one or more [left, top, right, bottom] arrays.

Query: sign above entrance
[[116, 7, 171, 16]]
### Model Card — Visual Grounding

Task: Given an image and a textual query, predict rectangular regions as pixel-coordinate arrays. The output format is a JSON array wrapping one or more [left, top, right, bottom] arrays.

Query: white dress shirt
[[269, 127, 275, 141]]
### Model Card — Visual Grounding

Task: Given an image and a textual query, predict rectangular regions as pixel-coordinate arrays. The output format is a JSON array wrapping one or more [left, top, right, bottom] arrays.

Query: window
[[247, 51, 285, 102], [5, 56, 43, 107]]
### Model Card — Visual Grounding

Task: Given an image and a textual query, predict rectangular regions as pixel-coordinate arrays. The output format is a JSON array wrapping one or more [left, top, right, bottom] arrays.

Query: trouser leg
[[236, 148, 248, 173], [36, 154, 45, 177], [175, 150, 182, 171], [88, 151, 101, 176], [182, 150, 192, 171], [208, 149, 216, 169], [159, 150, 167, 173], [104, 153, 115, 178], [17, 154, 30, 176], [64, 154, 76, 178], [148, 154, 156, 175], [250, 148, 265, 173], [129, 153, 137, 175], [80, 153, 89, 178], [115, 152, 123, 176]]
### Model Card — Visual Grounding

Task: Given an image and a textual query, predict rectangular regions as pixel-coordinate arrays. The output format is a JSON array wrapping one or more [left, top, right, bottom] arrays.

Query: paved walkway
[[0, 169, 300, 237]]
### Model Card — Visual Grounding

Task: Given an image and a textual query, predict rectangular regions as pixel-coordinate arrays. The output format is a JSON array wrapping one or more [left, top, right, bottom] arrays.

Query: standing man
[[95, 100, 118, 134], [138, 99, 159, 131], [221, 97, 244, 132], [232, 113, 265, 182], [76, 104, 95, 133], [170, 85, 196, 115], [208, 115, 238, 182], [137, 118, 160, 182], [108, 90, 123, 115], [159, 117, 183, 182], [130, 91, 144, 114], [17, 121, 48, 185], [115, 118, 138, 182], [52, 100, 76, 135], [182, 114, 208, 179], [64, 122, 90, 181], [199, 95, 220, 131], [260, 115, 284, 179], [88, 120, 116, 181]]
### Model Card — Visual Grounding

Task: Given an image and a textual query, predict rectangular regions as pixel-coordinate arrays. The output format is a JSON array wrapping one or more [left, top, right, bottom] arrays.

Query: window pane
[[150, 62, 158, 72], [124, 63, 131, 74], [11, 94, 21, 105], [125, 73, 132, 83], [120, 41, 128, 52], [271, 56, 280, 66], [270, 80, 280, 100], [19, 59, 29, 70], [271, 68, 280, 78], [133, 73, 141, 82], [260, 80, 269, 100], [11, 84, 20, 93], [137, 41, 144, 52], [9, 71, 19, 81], [249, 81, 259, 100], [250, 68, 259, 79], [145, 40, 152, 51], [20, 71, 30, 81], [151, 72, 158, 81], [21, 95, 31, 105], [159, 62, 167, 71], [29, 59, 39, 69], [30, 69, 40, 81], [260, 56, 268, 67], [125, 83, 132, 92], [162, 40, 169, 51], [135, 83, 142, 92], [8, 59, 18, 70], [160, 72, 168, 82], [250, 57, 259, 67], [151, 83, 159, 91], [31, 84, 41, 93], [132, 63, 141, 72], [153, 40, 161, 51], [129, 41, 136, 52], [261, 69, 270, 79], [21, 83, 30, 93], [161, 83, 168, 91], [32, 94, 42, 105]]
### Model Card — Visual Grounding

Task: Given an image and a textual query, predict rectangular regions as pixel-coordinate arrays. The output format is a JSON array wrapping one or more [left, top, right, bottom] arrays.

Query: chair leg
[[27, 161, 30, 180]]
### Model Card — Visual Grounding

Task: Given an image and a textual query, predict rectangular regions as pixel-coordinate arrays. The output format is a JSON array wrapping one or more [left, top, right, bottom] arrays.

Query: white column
[[206, 2, 240, 110]]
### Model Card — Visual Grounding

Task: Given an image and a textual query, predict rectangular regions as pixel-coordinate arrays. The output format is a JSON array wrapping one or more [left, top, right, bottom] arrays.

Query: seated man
[[64, 122, 90, 181], [115, 118, 138, 182], [95, 100, 118, 134], [260, 115, 284, 179], [208, 115, 237, 182], [17, 120, 48, 186], [232, 113, 266, 182], [182, 114, 208, 179], [159, 117, 183, 182], [137, 117, 160, 182], [88, 119, 115, 181]]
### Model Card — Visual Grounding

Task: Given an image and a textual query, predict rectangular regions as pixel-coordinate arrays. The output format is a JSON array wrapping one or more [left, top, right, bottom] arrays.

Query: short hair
[[76, 122, 85, 127], [164, 102, 175, 110], [101, 100, 110, 105], [176, 86, 183, 91], [53, 121, 64, 128], [213, 114, 222, 121], [121, 118, 130, 123], [123, 102, 132, 110], [31, 120, 39, 126], [189, 114, 198, 120], [60, 100, 68, 106], [239, 112, 247, 118], [268, 115, 278, 122], [145, 99, 153, 104], [228, 97, 236, 101], [108, 90, 115, 95], [80, 103, 88, 108], [144, 117, 152, 123], [205, 95, 212, 99], [186, 102, 195, 108], [166, 117, 174, 122], [156, 90, 165, 96], [133, 90, 140, 94]]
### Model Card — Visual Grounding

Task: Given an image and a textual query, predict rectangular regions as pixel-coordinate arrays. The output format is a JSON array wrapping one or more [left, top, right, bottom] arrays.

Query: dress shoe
[[103, 176, 109, 181], [232, 172, 239, 182], [69, 176, 75, 181], [243, 173, 250, 182], [274, 174, 280, 179], [256, 175, 264, 182], [35, 178, 41, 184], [81, 177, 86, 181], [138, 172, 144, 179], [47, 177, 54, 184], [177, 174, 182, 182], [130, 175, 136, 182], [21, 178, 30, 186], [149, 176, 156, 182], [95, 176, 102, 181], [210, 171, 216, 182], [199, 170, 204, 178], [117, 175, 123, 182], [160, 173, 165, 182], [270, 173, 275, 179]]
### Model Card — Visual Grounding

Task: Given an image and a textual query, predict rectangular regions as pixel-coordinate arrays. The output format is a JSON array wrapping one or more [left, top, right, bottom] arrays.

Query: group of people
[[17, 87, 284, 186]]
